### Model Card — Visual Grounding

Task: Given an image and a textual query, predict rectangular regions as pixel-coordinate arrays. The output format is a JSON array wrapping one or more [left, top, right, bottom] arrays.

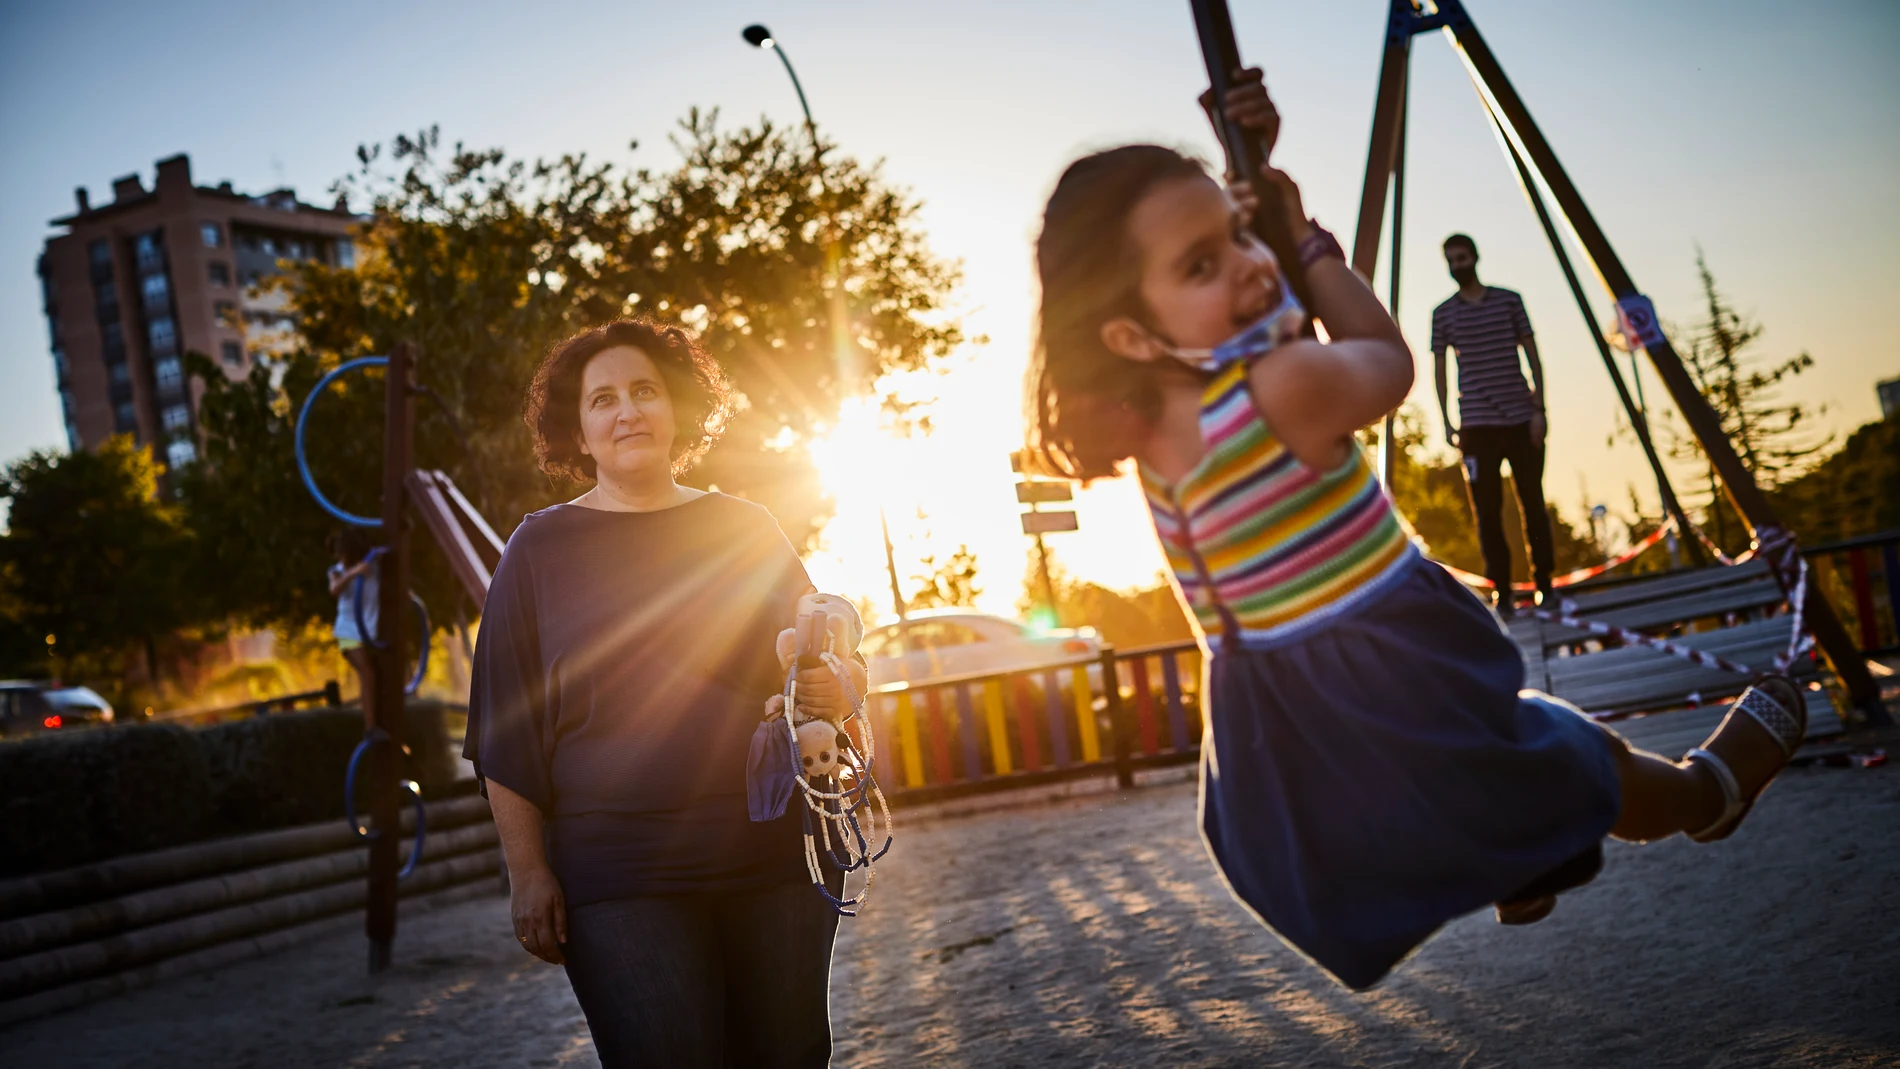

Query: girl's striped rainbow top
[[1139, 361, 1418, 649]]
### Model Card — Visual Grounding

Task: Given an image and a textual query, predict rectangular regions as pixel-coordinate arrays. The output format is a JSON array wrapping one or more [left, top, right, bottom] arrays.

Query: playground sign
[[1615, 295, 1667, 351], [1017, 482, 1074, 504], [1021, 511, 1079, 535]]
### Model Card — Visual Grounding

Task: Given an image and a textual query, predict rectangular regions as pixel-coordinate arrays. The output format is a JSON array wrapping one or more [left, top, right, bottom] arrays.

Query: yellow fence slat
[[1072, 665, 1100, 763], [894, 691, 925, 788], [982, 679, 1012, 775]]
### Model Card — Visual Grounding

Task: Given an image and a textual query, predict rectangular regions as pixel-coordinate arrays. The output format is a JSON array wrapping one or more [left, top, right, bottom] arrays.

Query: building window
[[335, 240, 356, 269], [162, 403, 191, 433], [221, 341, 244, 366], [208, 262, 229, 286], [148, 316, 177, 353], [109, 361, 131, 385], [166, 440, 197, 468], [135, 232, 164, 274], [101, 321, 124, 357], [114, 402, 138, 432], [259, 236, 278, 257], [243, 269, 266, 288], [141, 273, 170, 306], [89, 239, 112, 267], [155, 356, 183, 391], [214, 300, 236, 324], [201, 222, 223, 248]]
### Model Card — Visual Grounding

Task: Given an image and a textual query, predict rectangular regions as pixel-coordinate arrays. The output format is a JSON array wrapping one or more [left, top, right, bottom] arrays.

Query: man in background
[[1431, 233, 1553, 616]]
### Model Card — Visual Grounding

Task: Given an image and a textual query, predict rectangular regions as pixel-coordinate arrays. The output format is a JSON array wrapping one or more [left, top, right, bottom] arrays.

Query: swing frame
[[1186, 0, 1885, 725]]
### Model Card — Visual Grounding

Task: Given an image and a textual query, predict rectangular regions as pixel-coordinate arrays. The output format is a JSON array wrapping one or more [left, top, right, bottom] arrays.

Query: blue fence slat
[[954, 683, 983, 781], [1042, 670, 1070, 767], [1160, 653, 1189, 752]]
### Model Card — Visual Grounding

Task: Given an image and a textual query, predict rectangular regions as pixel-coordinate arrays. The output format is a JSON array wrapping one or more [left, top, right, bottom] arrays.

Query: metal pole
[[1034, 532, 1058, 624], [879, 505, 907, 625], [775, 50, 819, 149], [1188, 0, 1318, 324], [1350, 11, 1413, 278], [367, 340, 415, 972], [1435, 0, 1884, 722], [1476, 101, 1704, 565], [1380, 67, 1409, 489]]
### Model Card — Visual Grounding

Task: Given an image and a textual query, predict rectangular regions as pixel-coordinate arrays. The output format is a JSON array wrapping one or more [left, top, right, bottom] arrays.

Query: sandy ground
[[3, 762, 1897, 1069]]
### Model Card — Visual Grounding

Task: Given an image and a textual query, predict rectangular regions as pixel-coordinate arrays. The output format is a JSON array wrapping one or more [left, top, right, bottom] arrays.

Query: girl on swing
[[1023, 69, 1808, 990]]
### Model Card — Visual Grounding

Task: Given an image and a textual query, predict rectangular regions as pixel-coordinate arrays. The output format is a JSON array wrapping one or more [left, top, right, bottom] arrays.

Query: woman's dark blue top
[[465, 493, 811, 906]]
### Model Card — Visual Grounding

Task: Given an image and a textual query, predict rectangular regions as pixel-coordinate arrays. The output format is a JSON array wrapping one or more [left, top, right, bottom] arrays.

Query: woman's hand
[[510, 865, 568, 965]]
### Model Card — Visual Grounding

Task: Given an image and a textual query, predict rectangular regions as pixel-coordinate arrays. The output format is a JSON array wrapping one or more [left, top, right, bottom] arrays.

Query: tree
[[1014, 555, 1196, 650], [1661, 252, 1830, 552], [175, 350, 366, 633], [906, 544, 982, 613], [0, 438, 191, 696], [1770, 414, 1900, 545], [184, 114, 964, 632]]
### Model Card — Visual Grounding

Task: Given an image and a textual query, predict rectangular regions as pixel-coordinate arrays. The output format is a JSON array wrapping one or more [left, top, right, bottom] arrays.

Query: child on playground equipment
[[1022, 68, 1809, 990], [326, 526, 378, 699]]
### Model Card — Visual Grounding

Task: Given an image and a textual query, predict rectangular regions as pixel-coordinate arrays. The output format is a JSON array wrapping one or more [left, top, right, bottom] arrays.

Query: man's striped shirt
[[1430, 286, 1537, 427]]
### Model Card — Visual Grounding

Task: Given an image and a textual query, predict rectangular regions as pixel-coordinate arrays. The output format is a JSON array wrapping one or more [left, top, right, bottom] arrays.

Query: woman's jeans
[[562, 879, 840, 1068]]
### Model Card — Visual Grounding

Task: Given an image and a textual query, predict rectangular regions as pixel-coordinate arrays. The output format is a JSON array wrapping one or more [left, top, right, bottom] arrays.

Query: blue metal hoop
[[295, 356, 388, 528], [344, 732, 428, 881]]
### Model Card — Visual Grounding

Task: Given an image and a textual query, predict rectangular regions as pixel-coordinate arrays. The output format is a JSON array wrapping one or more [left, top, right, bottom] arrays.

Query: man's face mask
[[1155, 282, 1307, 373]]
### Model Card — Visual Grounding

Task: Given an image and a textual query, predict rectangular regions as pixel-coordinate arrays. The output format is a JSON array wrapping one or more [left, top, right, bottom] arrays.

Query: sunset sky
[[2, 0, 1895, 621]]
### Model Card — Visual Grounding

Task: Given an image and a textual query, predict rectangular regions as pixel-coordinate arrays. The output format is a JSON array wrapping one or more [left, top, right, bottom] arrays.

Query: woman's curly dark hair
[[525, 318, 735, 482]]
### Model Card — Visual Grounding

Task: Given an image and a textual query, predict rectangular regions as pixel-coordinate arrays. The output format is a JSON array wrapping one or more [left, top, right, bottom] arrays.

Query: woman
[[466, 318, 863, 1067]]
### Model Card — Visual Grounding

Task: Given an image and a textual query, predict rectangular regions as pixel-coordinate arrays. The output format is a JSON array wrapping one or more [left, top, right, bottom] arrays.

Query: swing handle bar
[[1187, 0, 1318, 327]]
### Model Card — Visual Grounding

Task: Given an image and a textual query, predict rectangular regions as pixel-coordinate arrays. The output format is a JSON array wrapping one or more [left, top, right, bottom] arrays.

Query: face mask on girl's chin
[[1153, 285, 1307, 373]]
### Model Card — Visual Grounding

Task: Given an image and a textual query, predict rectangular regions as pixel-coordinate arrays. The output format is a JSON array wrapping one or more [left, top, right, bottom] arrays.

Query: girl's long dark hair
[[1026, 145, 1209, 481]]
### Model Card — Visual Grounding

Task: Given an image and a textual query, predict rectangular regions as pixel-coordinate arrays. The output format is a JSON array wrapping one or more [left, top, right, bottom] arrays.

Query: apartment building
[[38, 153, 360, 466]]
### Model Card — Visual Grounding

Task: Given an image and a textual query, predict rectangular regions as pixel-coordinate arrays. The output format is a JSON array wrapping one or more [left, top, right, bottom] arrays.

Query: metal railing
[[1803, 529, 1900, 657], [148, 682, 343, 725], [866, 640, 1204, 802]]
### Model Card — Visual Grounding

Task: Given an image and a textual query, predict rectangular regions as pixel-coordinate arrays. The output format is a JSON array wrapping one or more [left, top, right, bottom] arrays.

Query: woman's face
[[575, 345, 678, 481], [1111, 173, 1284, 356]]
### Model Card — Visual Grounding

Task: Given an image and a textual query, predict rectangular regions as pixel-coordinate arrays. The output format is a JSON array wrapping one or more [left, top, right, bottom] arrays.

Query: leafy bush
[[0, 701, 463, 879]]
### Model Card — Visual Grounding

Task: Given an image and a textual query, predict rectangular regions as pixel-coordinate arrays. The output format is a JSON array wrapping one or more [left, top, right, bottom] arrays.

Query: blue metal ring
[[344, 733, 428, 880], [295, 356, 388, 528]]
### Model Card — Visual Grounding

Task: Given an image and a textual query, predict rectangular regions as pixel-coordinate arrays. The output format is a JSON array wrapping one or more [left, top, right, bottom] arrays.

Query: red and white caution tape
[[1526, 523, 1814, 718], [1440, 521, 1675, 593]]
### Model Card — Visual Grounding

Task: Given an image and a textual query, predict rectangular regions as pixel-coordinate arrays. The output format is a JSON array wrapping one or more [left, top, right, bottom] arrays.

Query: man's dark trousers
[[1460, 421, 1554, 599]]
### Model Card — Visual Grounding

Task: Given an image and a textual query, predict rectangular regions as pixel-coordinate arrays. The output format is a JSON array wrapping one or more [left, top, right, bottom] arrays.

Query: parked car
[[0, 681, 115, 737], [860, 611, 1104, 692]]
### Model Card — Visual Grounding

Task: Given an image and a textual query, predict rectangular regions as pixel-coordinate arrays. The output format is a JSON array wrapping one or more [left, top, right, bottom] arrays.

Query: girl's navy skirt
[[1199, 555, 1622, 990]]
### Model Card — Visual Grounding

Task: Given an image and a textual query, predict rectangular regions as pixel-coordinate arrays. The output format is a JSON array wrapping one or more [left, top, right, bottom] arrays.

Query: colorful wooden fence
[[1803, 529, 1900, 657], [866, 641, 1204, 799]]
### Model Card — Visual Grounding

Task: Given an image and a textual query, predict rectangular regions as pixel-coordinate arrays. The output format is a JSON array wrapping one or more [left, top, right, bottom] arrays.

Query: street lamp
[[743, 22, 904, 627], [742, 23, 819, 149]]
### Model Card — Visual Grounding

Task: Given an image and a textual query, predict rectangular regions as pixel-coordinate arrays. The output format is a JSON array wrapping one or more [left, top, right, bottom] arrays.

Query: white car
[[860, 611, 1104, 693]]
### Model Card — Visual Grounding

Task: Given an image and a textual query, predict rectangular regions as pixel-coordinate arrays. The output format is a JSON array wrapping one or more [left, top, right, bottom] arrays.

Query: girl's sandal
[[1494, 895, 1557, 926], [1684, 675, 1807, 844]]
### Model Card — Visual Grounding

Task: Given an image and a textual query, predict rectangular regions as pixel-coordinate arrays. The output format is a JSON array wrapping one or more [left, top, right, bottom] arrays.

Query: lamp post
[[742, 22, 904, 627], [742, 24, 819, 150]]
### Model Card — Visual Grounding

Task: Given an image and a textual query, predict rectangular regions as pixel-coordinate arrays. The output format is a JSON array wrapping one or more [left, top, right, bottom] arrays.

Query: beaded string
[[783, 651, 894, 916]]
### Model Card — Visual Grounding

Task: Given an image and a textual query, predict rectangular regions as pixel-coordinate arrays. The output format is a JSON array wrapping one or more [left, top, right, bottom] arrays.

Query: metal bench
[[1504, 563, 1845, 759]]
